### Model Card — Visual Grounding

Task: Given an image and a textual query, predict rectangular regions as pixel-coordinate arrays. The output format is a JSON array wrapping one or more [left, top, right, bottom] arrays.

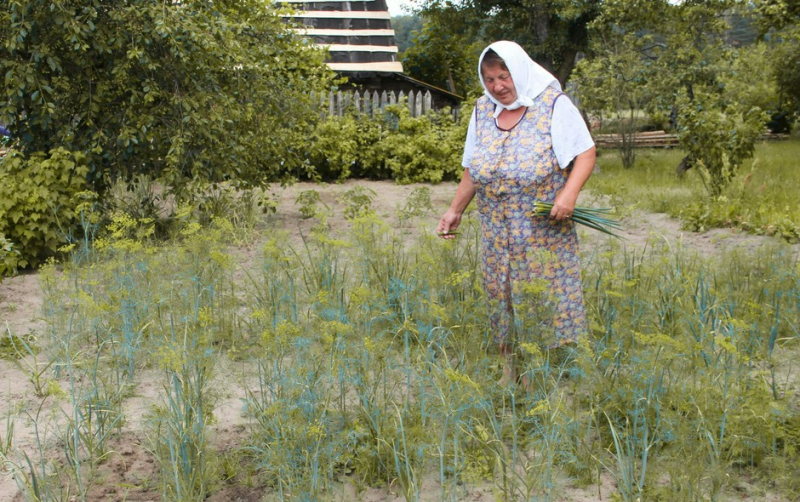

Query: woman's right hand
[[437, 209, 462, 239], [438, 169, 476, 239]]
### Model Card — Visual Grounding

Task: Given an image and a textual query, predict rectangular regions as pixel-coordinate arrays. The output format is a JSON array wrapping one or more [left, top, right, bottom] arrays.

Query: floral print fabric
[[468, 86, 588, 346]]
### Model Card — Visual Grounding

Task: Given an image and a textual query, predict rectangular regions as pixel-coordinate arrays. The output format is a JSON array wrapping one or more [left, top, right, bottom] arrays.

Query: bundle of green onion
[[533, 201, 623, 238]]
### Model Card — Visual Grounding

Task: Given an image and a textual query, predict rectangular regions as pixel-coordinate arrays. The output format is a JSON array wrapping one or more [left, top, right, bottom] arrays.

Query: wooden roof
[[283, 0, 404, 74]]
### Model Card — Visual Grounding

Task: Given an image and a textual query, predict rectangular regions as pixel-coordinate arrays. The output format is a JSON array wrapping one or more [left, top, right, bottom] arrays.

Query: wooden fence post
[[380, 91, 389, 111], [318, 89, 450, 118], [343, 91, 351, 114], [423, 91, 432, 115]]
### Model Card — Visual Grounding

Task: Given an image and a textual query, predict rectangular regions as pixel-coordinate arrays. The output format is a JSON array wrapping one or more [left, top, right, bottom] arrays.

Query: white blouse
[[461, 94, 595, 170]]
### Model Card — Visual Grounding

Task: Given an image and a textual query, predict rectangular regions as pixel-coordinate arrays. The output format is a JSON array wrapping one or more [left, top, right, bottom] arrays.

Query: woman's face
[[481, 63, 517, 105]]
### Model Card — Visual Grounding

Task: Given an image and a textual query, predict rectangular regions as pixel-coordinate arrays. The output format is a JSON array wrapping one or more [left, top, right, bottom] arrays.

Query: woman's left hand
[[550, 190, 578, 221]]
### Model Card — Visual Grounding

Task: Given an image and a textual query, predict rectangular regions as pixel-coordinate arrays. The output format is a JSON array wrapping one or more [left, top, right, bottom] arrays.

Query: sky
[[385, 0, 415, 16]]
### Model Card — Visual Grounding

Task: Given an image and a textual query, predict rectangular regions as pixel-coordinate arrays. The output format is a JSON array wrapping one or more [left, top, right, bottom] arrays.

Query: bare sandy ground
[[1, 180, 796, 501]]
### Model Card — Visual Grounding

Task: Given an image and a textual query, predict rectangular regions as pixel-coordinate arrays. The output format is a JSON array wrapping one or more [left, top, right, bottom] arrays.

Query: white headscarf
[[478, 41, 562, 118]]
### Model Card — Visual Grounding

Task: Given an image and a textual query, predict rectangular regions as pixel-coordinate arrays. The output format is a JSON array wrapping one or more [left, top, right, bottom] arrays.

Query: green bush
[[0, 233, 22, 277], [680, 196, 800, 243], [296, 190, 328, 219], [306, 113, 381, 181], [675, 89, 767, 196], [0, 148, 89, 272], [370, 105, 467, 184], [305, 103, 469, 183]]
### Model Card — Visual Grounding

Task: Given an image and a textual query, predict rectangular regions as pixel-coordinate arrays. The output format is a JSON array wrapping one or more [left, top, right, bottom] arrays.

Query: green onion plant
[[533, 200, 623, 238]]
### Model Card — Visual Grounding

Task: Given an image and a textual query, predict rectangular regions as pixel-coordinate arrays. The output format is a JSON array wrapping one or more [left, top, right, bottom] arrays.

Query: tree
[[652, 1, 767, 195], [0, 0, 335, 193], [574, 0, 767, 193], [401, 2, 485, 95], [401, 19, 483, 95], [572, 0, 672, 167], [413, 0, 603, 86], [754, 0, 800, 129], [754, 0, 800, 28], [720, 42, 785, 131], [392, 15, 424, 54], [473, 0, 602, 85], [771, 31, 800, 126]]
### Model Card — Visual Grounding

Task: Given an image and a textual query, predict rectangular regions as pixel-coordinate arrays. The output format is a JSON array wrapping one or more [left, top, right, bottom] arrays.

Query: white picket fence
[[315, 89, 436, 118]]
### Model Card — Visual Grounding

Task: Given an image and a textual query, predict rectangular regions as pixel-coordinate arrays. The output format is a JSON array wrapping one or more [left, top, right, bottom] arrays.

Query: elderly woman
[[438, 41, 596, 381]]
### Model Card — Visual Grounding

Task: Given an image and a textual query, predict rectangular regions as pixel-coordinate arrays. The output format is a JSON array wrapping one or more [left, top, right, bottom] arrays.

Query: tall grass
[[590, 139, 800, 241]]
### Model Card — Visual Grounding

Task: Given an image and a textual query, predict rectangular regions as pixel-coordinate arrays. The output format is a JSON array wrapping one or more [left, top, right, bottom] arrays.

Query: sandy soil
[[1, 180, 797, 502]]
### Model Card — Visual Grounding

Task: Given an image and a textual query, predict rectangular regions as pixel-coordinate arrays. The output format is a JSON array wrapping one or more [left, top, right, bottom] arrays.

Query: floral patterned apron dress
[[468, 86, 588, 347]]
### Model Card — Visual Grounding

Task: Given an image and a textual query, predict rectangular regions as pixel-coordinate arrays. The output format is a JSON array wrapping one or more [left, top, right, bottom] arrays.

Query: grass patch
[[589, 139, 800, 241]]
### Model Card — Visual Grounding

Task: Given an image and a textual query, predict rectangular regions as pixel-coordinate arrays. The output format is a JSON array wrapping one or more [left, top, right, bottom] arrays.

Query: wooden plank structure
[[594, 131, 680, 149], [284, 0, 403, 72], [283, 0, 462, 112], [594, 130, 791, 149]]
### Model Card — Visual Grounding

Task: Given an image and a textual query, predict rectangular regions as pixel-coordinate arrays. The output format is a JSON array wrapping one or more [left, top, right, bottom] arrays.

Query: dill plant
[[148, 323, 217, 501], [26, 212, 241, 500], [5, 186, 799, 501]]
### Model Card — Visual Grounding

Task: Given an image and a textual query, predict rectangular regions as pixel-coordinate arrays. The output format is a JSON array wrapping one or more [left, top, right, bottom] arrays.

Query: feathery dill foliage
[[2, 188, 799, 501]]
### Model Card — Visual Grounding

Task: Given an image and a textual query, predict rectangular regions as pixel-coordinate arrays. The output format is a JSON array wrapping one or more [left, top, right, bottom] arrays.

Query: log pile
[[762, 132, 791, 141], [593, 131, 680, 149], [594, 130, 790, 149]]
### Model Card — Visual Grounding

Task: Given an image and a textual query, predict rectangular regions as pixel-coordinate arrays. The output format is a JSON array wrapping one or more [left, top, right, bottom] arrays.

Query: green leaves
[[0, 148, 89, 274], [0, 0, 337, 273], [0, 0, 334, 194], [675, 87, 767, 196], [304, 105, 468, 184], [573, 0, 770, 191], [400, 13, 483, 96], [376, 105, 467, 184]]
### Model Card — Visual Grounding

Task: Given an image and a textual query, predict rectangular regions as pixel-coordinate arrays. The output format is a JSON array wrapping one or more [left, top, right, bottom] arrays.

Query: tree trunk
[[555, 47, 579, 87], [446, 65, 457, 95]]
